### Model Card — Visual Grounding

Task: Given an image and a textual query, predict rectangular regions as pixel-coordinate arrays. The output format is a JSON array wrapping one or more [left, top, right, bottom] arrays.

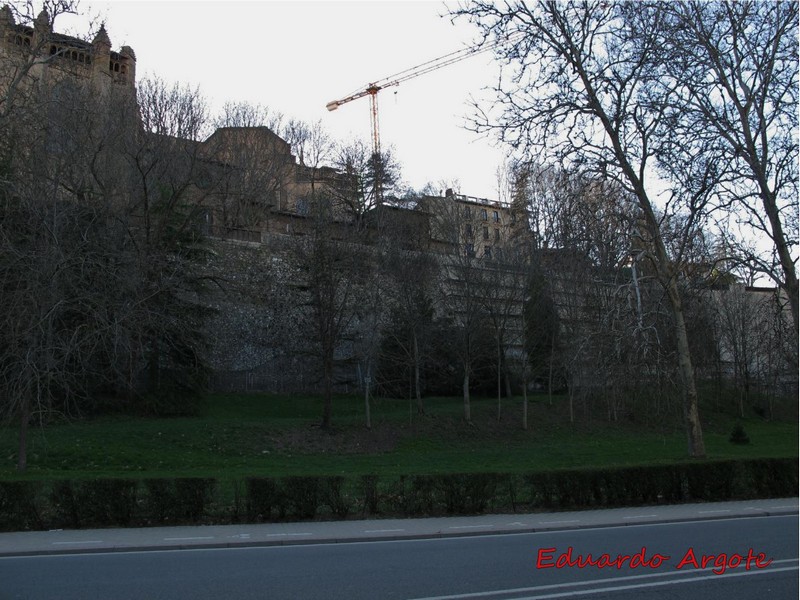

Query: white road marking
[[51, 541, 103, 545], [538, 520, 580, 525], [699, 509, 731, 514], [449, 525, 493, 530], [507, 522, 527, 526], [768, 505, 798, 509], [364, 529, 405, 533], [622, 515, 657, 519], [409, 559, 799, 600], [163, 536, 214, 541], [6, 518, 795, 559], [265, 532, 312, 537], [510, 566, 800, 600]]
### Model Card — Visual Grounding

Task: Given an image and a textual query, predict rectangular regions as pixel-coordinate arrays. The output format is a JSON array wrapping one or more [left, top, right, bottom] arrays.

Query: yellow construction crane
[[326, 36, 517, 202]]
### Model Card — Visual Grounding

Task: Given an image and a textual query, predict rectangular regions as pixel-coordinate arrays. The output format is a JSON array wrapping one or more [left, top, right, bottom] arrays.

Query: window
[[484, 246, 492, 258], [463, 206, 471, 218], [481, 208, 488, 220], [465, 243, 475, 257], [465, 223, 473, 237], [494, 228, 500, 241], [493, 210, 500, 222], [483, 226, 489, 240]]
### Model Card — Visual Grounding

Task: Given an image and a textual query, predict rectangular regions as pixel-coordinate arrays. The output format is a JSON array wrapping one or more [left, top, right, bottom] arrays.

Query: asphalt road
[[0, 512, 796, 599]]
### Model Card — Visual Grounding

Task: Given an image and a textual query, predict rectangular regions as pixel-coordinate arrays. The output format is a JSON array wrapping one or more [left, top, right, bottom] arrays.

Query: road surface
[[0, 500, 796, 599]]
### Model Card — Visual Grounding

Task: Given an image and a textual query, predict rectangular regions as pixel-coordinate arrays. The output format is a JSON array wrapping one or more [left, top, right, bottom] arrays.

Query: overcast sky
[[60, 1, 508, 200]]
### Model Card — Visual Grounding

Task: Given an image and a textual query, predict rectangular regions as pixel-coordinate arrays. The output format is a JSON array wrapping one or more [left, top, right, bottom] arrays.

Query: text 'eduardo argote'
[[535, 546, 773, 576]]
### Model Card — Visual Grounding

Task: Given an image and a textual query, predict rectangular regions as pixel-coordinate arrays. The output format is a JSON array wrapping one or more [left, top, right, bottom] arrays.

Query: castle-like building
[[0, 6, 521, 253], [0, 6, 135, 95], [0, 8, 528, 395]]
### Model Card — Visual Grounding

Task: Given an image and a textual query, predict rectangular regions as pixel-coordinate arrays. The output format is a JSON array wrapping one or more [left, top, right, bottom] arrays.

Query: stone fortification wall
[[201, 234, 362, 394]]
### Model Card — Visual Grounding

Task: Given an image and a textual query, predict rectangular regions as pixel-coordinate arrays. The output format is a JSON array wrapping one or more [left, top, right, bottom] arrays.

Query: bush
[[175, 478, 216, 521], [360, 475, 379, 515], [0, 458, 795, 531], [0, 481, 42, 531], [143, 478, 216, 524], [321, 476, 351, 518], [49, 480, 82, 528], [406, 475, 437, 515], [280, 476, 320, 520], [437, 473, 499, 515], [50, 479, 138, 528], [729, 423, 750, 445], [245, 477, 279, 522]]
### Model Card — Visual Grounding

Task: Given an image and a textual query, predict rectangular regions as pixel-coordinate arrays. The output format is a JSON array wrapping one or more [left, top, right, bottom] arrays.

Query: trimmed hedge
[[50, 479, 138, 528], [0, 457, 796, 531], [143, 478, 216, 524], [0, 480, 42, 530]]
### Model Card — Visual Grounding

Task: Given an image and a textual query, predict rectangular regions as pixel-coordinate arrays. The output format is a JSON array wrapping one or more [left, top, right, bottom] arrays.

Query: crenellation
[[0, 8, 135, 92]]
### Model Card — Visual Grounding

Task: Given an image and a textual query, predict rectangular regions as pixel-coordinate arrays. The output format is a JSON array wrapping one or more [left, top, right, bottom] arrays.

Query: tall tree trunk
[[548, 335, 555, 406], [321, 352, 333, 429], [496, 334, 502, 422], [667, 280, 706, 458], [570, 25, 708, 459], [364, 382, 371, 430], [462, 367, 471, 422], [568, 385, 575, 425], [522, 361, 529, 431], [413, 331, 424, 414], [17, 395, 30, 472]]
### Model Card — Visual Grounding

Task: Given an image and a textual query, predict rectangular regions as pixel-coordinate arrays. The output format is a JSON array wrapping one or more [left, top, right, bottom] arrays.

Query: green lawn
[[0, 393, 796, 480]]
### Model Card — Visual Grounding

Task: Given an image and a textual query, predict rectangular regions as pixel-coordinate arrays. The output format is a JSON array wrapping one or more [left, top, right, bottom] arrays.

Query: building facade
[[0, 6, 136, 97]]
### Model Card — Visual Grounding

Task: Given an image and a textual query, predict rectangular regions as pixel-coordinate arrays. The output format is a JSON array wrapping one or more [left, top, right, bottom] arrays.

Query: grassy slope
[[0, 393, 796, 480]]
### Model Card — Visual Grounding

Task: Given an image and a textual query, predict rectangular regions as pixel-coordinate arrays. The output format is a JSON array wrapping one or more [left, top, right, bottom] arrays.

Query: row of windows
[[464, 244, 497, 259], [46, 45, 127, 74], [463, 206, 501, 222], [49, 45, 91, 64], [464, 224, 501, 240]]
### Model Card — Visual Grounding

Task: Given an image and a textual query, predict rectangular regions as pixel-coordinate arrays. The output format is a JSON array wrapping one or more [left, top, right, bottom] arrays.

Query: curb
[[2, 503, 796, 558]]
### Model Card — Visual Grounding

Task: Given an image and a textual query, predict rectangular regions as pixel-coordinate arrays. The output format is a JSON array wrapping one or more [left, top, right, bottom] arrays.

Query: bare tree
[[478, 226, 528, 421], [377, 208, 438, 413], [329, 139, 401, 225], [426, 194, 492, 423], [453, 1, 709, 456], [713, 284, 796, 418], [288, 193, 365, 429], [0, 26, 138, 469], [656, 1, 798, 334]]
